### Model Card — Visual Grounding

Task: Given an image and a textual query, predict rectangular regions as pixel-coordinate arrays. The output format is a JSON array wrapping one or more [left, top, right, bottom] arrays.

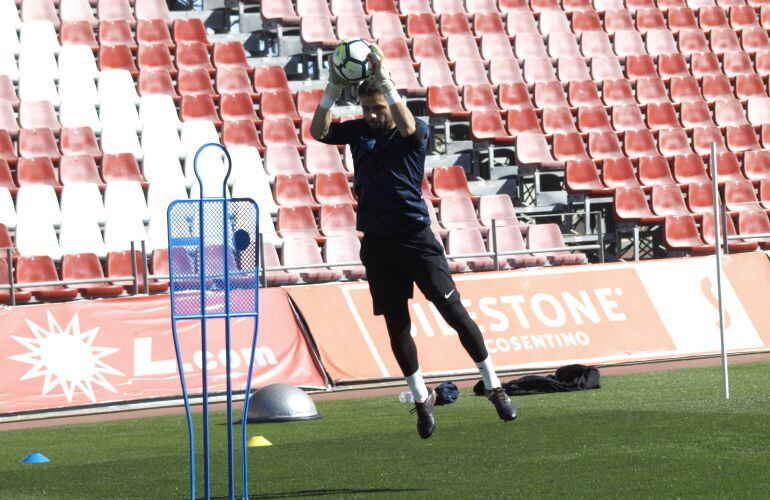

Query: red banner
[[0, 288, 325, 416], [287, 253, 770, 382]]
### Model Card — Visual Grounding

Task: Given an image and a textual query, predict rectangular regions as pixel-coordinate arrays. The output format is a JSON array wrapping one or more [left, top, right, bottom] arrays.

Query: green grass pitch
[[1, 362, 769, 499]]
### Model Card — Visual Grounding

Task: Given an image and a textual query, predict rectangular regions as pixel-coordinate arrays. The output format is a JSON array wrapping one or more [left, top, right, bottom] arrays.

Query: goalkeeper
[[310, 44, 517, 439]]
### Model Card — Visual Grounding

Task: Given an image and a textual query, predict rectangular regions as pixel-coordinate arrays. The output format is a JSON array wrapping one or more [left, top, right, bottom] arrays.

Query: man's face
[[360, 93, 394, 131]]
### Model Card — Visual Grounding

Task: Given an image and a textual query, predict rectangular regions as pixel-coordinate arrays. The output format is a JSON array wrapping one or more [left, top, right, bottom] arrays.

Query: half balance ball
[[246, 384, 322, 423]]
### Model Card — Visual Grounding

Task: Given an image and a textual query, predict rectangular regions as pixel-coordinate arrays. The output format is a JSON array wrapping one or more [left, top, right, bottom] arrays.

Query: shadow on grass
[[209, 487, 424, 498]]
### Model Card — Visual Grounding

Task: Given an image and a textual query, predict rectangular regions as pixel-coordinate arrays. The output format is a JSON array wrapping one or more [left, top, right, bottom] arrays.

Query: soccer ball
[[331, 39, 374, 83]]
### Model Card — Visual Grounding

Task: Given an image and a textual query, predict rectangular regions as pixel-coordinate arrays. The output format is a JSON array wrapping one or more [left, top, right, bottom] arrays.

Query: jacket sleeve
[[318, 121, 355, 146]]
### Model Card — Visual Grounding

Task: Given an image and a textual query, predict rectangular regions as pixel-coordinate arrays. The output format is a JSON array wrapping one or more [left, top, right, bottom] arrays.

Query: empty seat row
[[664, 210, 770, 255], [7, 0, 172, 28]]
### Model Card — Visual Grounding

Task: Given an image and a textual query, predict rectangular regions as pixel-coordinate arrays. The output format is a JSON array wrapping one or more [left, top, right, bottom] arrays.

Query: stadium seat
[[275, 174, 319, 208], [174, 18, 210, 47], [0, 101, 19, 134], [565, 159, 612, 195], [16, 157, 60, 189], [533, 82, 569, 109], [668, 7, 698, 32], [626, 55, 657, 80], [60, 20, 99, 50], [527, 223, 586, 265], [624, 130, 659, 158], [319, 203, 358, 237], [176, 42, 215, 74], [304, 143, 347, 177], [439, 197, 487, 235], [471, 111, 516, 143], [494, 225, 546, 268], [552, 133, 588, 161], [412, 36, 446, 64], [612, 104, 646, 132], [99, 20, 136, 50], [514, 33, 548, 59], [138, 69, 179, 99], [99, 45, 138, 77], [693, 126, 728, 155], [742, 27, 770, 53], [0, 75, 18, 108], [18, 128, 60, 161], [260, 0, 301, 24], [725, 180, 762, 212], [17, 255, 80, 301], [378, 37, 415, 67], [601, 157, 640, 189], [423, 176, 440, 206], [743, 150, 770, 181], [499, 0, 530, 12], [636, 77, 669, 105], [213, 41, 251, 74], [60, 127, 102, 159], [543, 108, 578, 135], [687, 181, 718, 215], [22, 2, 60, 28], [658, 54, 690, 80], [442, 17, 475, 39], [262, 117, 303, 150], [419, 60, 455, 88], [263, 145, 304, 178], [658, 128, 693, 157], [576, 106, 611, 133], [444, 228, 498, 271], [59, 216, 108, 258], [0, 159, 16, 195], [432, 165, 478, 201], [639, 156, 676, 187], [497, 83, 531, 109], [680, 30, 711, 57], [556, 58, 590, 83], [278, 206, 322, 241], [455, 60, 491, 87], [715, 99, 749, 127], [588, 131, 624, 160], [220, 92, 259, 123], [99, 70, 140, 105], [569, 81, 602, 108], [19, 100, 60, 133], [137, 19, 174, 47], [738, 210, 770, 249], [180, 94, 222, 125], [282, 238, 342, 283], [726, 125, 761, 152], [107, 250, 169, 293], [102, 153, 147, 186], [540, 10, 572, 35], [702, 211, 759, 252], [478, 194, 526, 229], [680, 101, 714, 128], [651, 184, 691, 216], [260, 90, 300, 123], [388, 60, 423, 95], [602, 79, 635, 106], [221, 120, 261, 151], [614, 187, 662, 222], [315, 172, 356, 205], [300, 15, 338, 49], [428, 85, 468, 119], [370, 12, 406, 39], [60, 182, 106, 226], [674, 153, 710, 185], [215, 67, 254, 97], [103, 181, 149, 245], [664, 215, 715, 254], [135, 0, 172, 24], [137, 43, 175, 74], [324, 235, 365, 280]]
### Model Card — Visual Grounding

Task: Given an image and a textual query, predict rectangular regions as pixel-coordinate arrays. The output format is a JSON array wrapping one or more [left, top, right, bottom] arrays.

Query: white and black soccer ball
[[331, 38, 374, 83]]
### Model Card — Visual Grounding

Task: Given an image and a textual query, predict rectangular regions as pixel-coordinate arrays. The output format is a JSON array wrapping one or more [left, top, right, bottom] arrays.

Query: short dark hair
[[357, 78, 382, 97]]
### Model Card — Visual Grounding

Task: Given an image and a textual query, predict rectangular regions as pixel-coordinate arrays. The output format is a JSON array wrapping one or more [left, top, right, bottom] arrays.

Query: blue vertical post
[[168, 143, 261, 499]]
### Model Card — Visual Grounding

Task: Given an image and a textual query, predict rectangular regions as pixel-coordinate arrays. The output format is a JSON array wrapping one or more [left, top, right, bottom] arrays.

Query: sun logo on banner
[[9, 311, 123, 403]]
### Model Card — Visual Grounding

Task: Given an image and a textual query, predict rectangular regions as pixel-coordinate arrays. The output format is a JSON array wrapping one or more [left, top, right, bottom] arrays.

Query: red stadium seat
[[553, 133, 589, 160], [726, 125, 761, 152], [412, 36, 447, 64], [626, 55, 657, 80], [588, 131, 624, 160], [565, 159, 613, 195], [651, 184, 690, 216], [0, 256, 31, 304], [516, 134, 559, 166], [107, 250, 169, 293], [60, 155, 105, 186], [433, 165, 478, 201], [407, 13, 441, 38], [569, 81, 603, 108], [282, 238, 342, 283], [471, 111, 516, 143], [659, 128, 693, 157], [674, 153, 710, 185], [602, 79, 635, 106], [533, 81, 569, 109], [314, 172, 356, 206], [692, 126, 727, 155], [378, 37, 414, 67], [61, 253, 124, 298], [419, 60, 455, 88], [636, 77, 670, 105], [743, 150, 770, 181], [624, 130, 659, 158], [102, 153, 147, 185], [710, 28, 742, 54], [275, 174, 319, 208], [428, 85, 467, 119], [222, 120, 263, 150], [264, 145, 305, 177], [668, 7, 698, 32], [542, 108, 578, 135], [216, 68, 255, 97], [527, 223, 586, 265], [701, 6, 730, 31], [17, 256, 79, 302], [320, 203, 358, 237], [736, 75, 767, 101], [723, 52, 755, 78], [60, 127, 102, 159], [658, 54, 690, 80], [17, 157, 60, 188], [664, 215, 715, 254], [614, 187, 663, 223], [762, 179, 770, 209], [477, 194, 526, 229], [137, 19, 174, 47], [612, 104, 646, 132], [603, 157, 642, 189], [442, 14, 474, 37], [738, 210, 770, 249], [506, 108, 542, 136], [647, 103, 680, 130], [304, 143, 346, 177], [725, 180, 762, 212], [174, 18, 210, 47], [260, 90, 300, 123], [636, 8, 666, 32], [680, 101, 714, 128], [176, 42, 215, 74], [423, 175, 440, 206], [572, 10, 602, 33], [324, 235, 366, 280], [439, 197, 486, 234], [262, 118, 303, 150], [98, 0, 135, 25], [445, 228, 499, 272], [370, 12, 406, 39], [498, 83, 532, 110], [213, 41, 251, 73], [474, 12, 507, 35], [713, 151, 746, 184], [639, 156, 676, 187], [180, 95, 222, 125], [253, 66, 291, 94], [742, 27, 770, 53], [99, 45, 138, 76], [220, 93, 259, 123], [278, 206, 323, 241], [99, 20, 137, 50], [178, 68, 217, 98], [138, 69, 179, 99], [0, 101, 19, 135], [690, 52, 723, 79], [61, 21, 99, 50], [687, 182, 718, 215], [137, 43, 176, 74]]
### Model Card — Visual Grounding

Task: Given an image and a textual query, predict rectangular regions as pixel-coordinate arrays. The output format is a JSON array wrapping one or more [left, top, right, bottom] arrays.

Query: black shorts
[[360, 224, 462, 315]]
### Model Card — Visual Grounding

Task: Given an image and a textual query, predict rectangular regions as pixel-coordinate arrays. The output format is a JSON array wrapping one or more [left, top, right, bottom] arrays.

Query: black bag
[[473, 364, 600, 396]]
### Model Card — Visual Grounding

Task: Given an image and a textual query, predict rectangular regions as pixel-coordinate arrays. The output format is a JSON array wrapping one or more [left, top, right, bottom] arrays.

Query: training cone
[[20, 453, 49, 464], [247, 436, 272, 447]]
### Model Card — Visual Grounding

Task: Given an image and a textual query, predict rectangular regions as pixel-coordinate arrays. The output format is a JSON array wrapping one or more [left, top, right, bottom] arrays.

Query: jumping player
[[310, 45, 517, 439]]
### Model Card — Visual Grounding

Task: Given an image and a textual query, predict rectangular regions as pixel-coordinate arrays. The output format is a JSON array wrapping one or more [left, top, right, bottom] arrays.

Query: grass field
[[1, 362, 769, 499]]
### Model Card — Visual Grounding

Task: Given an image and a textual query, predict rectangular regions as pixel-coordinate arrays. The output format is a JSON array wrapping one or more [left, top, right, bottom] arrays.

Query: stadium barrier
[[286, 252, 770, 383], [0, 287, 325, 417]]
